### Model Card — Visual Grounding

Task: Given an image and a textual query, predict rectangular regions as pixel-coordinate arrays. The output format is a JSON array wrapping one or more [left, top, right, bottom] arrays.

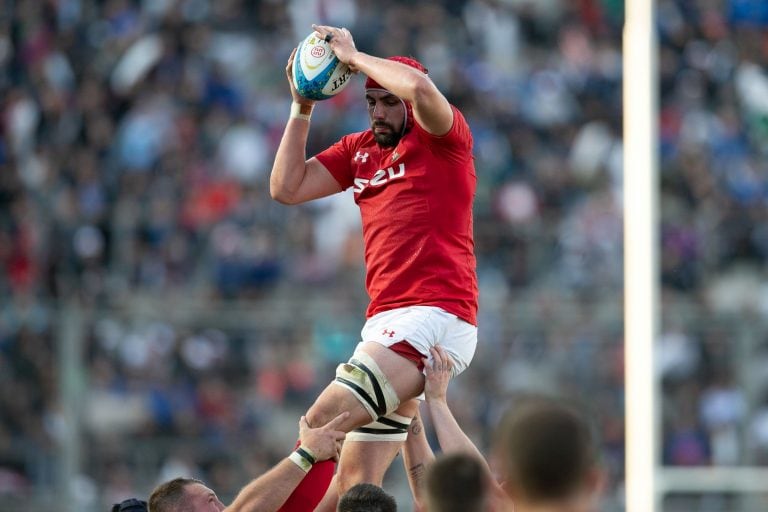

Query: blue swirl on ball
[[293, 46, 340, 101]]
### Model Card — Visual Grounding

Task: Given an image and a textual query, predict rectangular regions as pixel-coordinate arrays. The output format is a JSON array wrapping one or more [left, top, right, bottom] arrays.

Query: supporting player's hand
[[298, 411, 348, 462], [285, 47, 315, 106], [312, 24, 359, 71], [423, 346, 454, 404]]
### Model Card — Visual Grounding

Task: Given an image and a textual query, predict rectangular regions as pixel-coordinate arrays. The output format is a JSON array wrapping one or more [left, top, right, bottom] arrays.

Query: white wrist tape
[[290, 102, 313, 121], [288, 445, 316, 473]]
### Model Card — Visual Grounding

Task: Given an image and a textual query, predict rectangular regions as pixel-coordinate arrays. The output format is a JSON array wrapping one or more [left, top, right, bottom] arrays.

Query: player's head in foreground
[[148, 477, 225, 512], [111, 498, 148, 512], [425, 453, 492, 512], [494, 398, 602, 512], [365, 56, 427, 147], [337, 482, 397, 512]]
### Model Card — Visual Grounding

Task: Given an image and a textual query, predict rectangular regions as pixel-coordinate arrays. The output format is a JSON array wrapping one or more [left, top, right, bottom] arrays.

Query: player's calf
[[335, 400, 420, 496]]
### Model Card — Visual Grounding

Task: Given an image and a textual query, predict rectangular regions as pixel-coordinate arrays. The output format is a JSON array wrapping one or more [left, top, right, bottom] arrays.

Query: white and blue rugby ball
[[292, 32, 352, 101]]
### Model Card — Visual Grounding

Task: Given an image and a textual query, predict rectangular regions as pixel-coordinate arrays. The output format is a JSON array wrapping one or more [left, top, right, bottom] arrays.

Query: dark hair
[[148, 477, 204, 512], [495, 398, 597, 503], [425, 453, 488, 512], [338, 483, 397, 512], [111, 498, 148, 512]]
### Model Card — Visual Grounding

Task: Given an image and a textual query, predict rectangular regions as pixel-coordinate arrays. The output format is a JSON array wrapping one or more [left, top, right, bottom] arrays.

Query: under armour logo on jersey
[[354, 151, 369, 163], [382, 329, 396, 338]]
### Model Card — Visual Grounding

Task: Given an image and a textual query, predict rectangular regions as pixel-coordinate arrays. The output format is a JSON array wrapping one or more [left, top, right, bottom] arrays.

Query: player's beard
[[371, 121, 401, 147]]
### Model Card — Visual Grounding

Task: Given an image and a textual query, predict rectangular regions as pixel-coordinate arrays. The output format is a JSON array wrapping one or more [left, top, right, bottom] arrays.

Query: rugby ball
[[292, 32, 352, 101]]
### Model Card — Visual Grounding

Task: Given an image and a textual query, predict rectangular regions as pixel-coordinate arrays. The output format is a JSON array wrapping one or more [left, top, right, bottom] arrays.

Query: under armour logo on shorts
[[382, 329, 396, 338]]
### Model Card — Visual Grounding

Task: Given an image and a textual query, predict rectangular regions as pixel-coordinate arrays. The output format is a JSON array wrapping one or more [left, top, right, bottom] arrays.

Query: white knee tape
[[347, 412, 413, 442], [333, 350, 401, 421]]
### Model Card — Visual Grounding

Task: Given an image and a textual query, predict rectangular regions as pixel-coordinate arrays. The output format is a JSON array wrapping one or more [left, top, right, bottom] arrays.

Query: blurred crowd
[[0, 0, 767, 510]]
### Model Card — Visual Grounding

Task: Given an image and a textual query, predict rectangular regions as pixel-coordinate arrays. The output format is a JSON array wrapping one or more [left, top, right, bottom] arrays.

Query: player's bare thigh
[[305, 342, 424, 430]]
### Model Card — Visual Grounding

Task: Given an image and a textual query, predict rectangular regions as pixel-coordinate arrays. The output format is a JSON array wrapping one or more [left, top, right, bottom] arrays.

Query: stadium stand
[[0, 0, 767, 510]]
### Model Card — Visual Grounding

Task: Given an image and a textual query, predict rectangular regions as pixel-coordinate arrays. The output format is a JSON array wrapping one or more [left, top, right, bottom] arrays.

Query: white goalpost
[[623, 0, 659, 511], [622, 3, 768, 510]]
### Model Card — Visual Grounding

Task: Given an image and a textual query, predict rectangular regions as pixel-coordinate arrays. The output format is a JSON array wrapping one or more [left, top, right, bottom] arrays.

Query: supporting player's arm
[[312, 24, 454, 136], [424, 347, 507, 503], [225, 412, 347, 512], [402, 409, 435, 511], [270, 48, 342, 205], [423, 347, 490, 470]]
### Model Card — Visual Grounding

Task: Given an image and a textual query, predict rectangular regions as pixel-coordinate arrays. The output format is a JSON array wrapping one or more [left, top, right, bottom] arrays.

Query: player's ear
[[584, 466, 607, 497], [493, 461, 516, 499], [496, 478, 520, 511]]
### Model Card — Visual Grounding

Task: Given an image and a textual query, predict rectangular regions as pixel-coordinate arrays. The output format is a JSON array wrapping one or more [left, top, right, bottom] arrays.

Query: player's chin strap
[[333, 350, 401, 421], [399, 95, 409, 137]]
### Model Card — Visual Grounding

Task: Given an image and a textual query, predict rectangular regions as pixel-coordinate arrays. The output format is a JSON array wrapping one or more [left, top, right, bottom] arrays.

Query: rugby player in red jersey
[[270, 24, 478, 511]]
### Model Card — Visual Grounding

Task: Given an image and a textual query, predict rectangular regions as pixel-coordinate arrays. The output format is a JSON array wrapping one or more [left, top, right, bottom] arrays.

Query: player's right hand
[[298, 411, 348, 462], [423, 346, 454, 403], [285, 48, 315, 106], [311, 24, 358, 70]]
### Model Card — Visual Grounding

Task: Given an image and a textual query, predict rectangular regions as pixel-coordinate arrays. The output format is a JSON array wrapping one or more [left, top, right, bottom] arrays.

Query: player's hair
[[148, 477, 203, 512], [425, 453, 488, 512], [111, 498, 147, 512], [337, 483, 397, 512], [495, 397, 597, 503]]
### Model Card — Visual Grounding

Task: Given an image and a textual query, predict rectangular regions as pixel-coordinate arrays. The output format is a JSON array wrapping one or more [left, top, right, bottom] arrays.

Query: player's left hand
[[285, 47, 315, 106], [298, 411, 348, 462], [423, 346, 454, 403], [312, 24, 359, 71]]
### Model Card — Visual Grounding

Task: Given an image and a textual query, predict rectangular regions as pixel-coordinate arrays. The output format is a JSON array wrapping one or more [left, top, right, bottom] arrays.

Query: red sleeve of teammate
[[315, 136, 355, 190], [414, 105, 473, 162], [277, 442, 335, 512]]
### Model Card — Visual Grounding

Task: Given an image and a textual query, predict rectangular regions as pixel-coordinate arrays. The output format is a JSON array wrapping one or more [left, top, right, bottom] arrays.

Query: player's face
[[184, 483, 226, 512], [366, 90, 405, 147]]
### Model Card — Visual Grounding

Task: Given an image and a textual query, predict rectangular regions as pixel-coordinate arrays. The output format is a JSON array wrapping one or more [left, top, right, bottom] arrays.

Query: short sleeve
[[414, 105, 473, 159], [314, 136, 354, 191]]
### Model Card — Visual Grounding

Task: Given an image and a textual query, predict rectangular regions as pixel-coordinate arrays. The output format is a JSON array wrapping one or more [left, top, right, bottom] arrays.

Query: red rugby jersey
[[315, 106, 478, 325]]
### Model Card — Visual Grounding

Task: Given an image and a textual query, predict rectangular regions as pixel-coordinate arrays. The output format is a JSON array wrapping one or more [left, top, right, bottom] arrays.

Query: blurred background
[[1, 0, 768, 510]]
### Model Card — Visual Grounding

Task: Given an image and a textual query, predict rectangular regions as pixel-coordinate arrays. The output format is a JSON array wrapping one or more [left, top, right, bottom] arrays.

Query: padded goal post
[[623, 0, 659, 510]]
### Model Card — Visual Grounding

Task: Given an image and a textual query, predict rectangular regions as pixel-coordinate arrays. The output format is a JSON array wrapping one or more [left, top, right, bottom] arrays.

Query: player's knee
[[305, 390, 347, 428]]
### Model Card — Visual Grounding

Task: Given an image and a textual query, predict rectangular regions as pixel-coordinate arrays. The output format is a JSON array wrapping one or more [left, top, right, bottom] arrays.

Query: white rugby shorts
[[358, 305, 477, 377]]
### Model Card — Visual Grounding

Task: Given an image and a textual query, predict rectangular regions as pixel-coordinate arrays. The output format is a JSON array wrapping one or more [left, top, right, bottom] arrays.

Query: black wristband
[[296, 446, 316, 465]]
